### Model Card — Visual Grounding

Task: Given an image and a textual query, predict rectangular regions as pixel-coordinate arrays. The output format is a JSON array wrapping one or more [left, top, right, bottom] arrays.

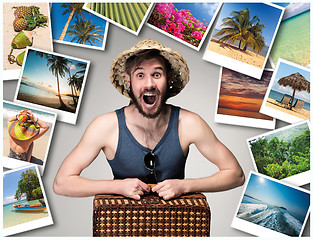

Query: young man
[[54, 39, 245, 200]]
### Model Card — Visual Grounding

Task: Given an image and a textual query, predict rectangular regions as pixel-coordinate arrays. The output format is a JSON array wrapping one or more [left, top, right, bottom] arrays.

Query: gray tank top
[[108, 105, 188, 182]]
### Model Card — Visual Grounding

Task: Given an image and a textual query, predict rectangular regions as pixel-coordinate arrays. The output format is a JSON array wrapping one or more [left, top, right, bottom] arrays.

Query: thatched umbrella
[[278, 72, 310, 109]]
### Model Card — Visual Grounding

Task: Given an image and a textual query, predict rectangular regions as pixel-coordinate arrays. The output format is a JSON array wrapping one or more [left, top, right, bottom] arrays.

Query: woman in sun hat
[[54, 39, 244, 200], [8, 110, 49, 163]]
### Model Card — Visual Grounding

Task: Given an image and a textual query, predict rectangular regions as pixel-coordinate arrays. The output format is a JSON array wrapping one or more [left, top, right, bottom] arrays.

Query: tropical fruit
[[16, 51, 26, 66], [13, 18, 28, 32], [13, 6, 34, 18], [8, 31, 33, 64], [12, 5, 48, 32]]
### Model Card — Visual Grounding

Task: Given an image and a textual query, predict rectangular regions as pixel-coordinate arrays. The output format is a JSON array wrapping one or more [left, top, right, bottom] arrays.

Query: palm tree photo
[[214, 8, 265, 54], [46, 55, 72, 109], [67, 18, 104, 45], [58, 3, 85, 41]]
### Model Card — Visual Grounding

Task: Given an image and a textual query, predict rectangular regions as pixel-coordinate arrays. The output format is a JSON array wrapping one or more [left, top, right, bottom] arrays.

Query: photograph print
[[231, 172, 310, 238], [247, 120, 310, 186], [3, 101, 57, 174], [14, 47, 90, 124], [83, 2, 153, 35], [260, 58, 310, 123], [51, 2, 108, 50], [3, 2, 53, 80], [215, 68, 275, 129], [147, 2, 221, 50], [3, 165, 53, 236], [270, 3, 310, 68], [203, 2, 284, 79]]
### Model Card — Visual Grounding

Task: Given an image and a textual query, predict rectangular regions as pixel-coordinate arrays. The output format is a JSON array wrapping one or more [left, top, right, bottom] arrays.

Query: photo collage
[[2, 1, 311, 238]]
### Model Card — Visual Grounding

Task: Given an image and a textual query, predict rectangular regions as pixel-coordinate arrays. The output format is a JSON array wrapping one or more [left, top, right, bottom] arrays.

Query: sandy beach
[[3, 2, 53, 71], [17, 92, 77, 113], [265, 98, 310, 120], [3, 121, 52, 165], [208, 38, 266, 68]]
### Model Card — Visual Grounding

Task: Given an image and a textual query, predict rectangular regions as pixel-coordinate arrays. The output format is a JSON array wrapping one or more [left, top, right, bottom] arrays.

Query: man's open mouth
[[143, 93, 156, 105]]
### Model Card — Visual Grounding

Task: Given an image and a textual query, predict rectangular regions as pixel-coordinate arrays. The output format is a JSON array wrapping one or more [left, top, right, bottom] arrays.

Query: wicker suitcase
[[93, 192, 211, 237]]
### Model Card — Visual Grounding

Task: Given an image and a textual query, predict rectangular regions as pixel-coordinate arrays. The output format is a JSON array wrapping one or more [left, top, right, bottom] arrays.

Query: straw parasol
[[278, 72, 310, 109]]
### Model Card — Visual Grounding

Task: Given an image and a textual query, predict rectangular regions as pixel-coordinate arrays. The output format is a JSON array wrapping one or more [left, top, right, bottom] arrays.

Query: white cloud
[[3, 195, 17, 205], [283, 3, 310, 20]]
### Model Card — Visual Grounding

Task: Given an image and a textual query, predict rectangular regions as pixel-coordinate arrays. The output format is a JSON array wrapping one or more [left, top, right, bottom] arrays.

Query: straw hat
[[110, 39, 190, 98], [8, 110, 40, 140]]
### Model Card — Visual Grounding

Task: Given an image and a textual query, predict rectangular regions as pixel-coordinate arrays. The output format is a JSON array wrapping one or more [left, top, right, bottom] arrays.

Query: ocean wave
[[237, 202, 302, 236]]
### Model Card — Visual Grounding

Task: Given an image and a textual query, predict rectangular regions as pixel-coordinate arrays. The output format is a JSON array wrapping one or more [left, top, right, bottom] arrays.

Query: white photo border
[[2, 165, 54, 236], [13, 46, 90, 125], [214, 67, 276, 129], [231, 171, 311, 237], [3, 2, 54, 81], [3, 100, 57, 175], [260, 58, 311, 123], [202, 2, 285, 79], [246, 119, 311, 186]]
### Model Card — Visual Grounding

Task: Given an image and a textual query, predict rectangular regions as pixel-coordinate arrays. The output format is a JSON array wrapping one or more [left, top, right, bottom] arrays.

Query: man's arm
[[53, 113, 150, 199], [152, 110, 245, 199]]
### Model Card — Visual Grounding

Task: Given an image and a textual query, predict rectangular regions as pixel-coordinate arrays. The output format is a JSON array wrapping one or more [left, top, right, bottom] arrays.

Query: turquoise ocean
[[269, 90, 310, 111], [270, 10, 310, 66], [3, 199, 48, 229]]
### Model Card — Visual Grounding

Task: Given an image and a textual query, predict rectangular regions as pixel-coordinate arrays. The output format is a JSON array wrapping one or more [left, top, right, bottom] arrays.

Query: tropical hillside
[[249, 125, 310, 180]]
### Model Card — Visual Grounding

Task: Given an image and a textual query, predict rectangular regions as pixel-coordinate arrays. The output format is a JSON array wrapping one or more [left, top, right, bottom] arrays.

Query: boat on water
[[13, 199, 46, 211], [13, 204, 46, 211]]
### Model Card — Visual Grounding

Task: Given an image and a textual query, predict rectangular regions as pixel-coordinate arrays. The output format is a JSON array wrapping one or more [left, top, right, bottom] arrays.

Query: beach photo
[[83, 2, 153, 35], [270, 3, 310, 67], [51, 3, 108, 50], [14, 47, 90, 124], [231, 172, 310, 237], [147, 2, 221, 50], [260, 58, 310, 123], [203, 3, 284, 79], [3, 101, 56, 174], [3, 2, 53, 80], [247, 120, 310, 186], [3, 166, 53, 236], [215, 68, 275, 129]]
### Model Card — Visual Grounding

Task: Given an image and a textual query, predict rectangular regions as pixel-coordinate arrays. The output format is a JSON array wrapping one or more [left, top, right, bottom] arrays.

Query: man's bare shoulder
[[82, 111, 118, 144], [178, 108, 206, 125], [89, 111, 118, 131]]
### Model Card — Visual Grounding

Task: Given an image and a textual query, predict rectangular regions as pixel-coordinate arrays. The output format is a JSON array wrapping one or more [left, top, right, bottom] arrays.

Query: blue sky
[[215, 3, 283, 46], [51, 3, 107, 47], [274, 3, 310, 20], [173, 3, 220, 25], [271, 61, 310, 102], [3, 166, 37, 205], [245, 173, 310, 223], [21, 49, 87, 95]]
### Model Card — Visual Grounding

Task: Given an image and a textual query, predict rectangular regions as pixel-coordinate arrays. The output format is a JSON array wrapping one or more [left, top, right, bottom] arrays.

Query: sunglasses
[[144, 152, 157, 184]]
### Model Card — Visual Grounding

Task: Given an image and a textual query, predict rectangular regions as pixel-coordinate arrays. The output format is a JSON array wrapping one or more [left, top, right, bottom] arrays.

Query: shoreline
[[208, 38, 266, 68], [265, 98, 310, 120], [17, 93, 76, 113]]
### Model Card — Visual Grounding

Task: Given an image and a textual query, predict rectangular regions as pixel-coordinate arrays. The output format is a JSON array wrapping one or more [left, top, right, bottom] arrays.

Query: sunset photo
[[215, 68, 275, 129]]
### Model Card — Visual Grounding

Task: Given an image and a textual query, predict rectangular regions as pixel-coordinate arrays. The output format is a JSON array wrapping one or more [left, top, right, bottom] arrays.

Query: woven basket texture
[[93, 193, 210, 237]]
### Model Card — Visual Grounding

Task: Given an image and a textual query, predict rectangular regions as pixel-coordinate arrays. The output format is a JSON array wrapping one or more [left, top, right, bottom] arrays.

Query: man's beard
[[129, 84, 170, 119]]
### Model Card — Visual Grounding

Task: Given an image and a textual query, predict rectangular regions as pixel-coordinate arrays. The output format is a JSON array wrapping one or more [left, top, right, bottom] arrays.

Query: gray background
[[3, 15, 310, 237]]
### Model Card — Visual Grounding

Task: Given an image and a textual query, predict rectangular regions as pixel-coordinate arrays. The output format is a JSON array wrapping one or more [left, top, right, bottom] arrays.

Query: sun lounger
[[276, 94, 291, 108], [292, 99, 305, 111]]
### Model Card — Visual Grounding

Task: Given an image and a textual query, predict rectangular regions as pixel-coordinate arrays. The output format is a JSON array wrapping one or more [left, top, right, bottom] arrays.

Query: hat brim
[[8, 120, 40, 140], [110, 39, 189, 98]]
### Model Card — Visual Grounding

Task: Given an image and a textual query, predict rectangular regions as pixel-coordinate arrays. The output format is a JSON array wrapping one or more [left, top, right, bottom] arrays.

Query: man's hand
[[118, 178, 150, 200], [152, 179, 186, 200]]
